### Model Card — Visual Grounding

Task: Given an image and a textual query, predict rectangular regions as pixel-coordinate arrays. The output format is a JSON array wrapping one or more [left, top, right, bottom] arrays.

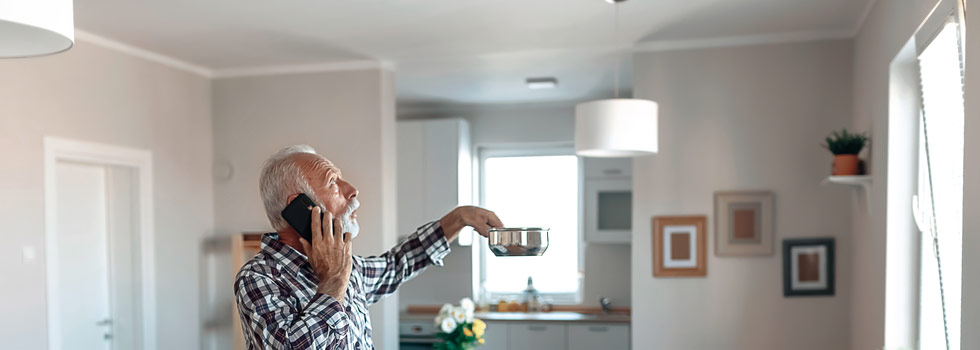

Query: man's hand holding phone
[[299, 206, 353, 303]]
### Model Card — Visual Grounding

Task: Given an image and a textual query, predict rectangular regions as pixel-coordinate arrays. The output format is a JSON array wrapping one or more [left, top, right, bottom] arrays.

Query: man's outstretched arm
[[359, 206, 503, 305]]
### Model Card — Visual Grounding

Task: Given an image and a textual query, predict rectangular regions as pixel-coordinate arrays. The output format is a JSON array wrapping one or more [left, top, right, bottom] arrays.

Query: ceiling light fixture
[[0, 0, 75, 58], [575, 0, 658, 158], [526, 77, 558, 89]]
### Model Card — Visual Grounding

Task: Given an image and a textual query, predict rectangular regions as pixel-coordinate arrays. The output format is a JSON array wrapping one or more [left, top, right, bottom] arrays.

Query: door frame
[[44, 137, 157, 350]]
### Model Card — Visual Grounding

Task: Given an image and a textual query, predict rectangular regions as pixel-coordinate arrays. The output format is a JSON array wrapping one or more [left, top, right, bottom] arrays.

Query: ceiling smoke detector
[[526, 77, 558, 90]]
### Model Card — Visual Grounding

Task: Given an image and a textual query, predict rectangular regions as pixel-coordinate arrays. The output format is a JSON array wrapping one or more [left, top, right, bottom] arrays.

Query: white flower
[[440, 317, 458, 333], [439, 303, 454, 318], [460, 297, 475, 313], [464, 309, 475, 323], [452, 306, 466, 323]]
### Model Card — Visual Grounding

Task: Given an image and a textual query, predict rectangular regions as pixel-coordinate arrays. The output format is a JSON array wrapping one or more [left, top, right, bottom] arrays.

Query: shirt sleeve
[[235, 271, 351, 349], [357, 220, 451, 305]]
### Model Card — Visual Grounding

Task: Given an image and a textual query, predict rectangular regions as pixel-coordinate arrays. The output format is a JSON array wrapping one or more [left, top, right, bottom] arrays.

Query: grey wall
[[211, 69, 400, 349], [397, 103, 633, 309], [0, 40, 214, 349], [630, 40, 854, 349], [852, 0, 980, 349]]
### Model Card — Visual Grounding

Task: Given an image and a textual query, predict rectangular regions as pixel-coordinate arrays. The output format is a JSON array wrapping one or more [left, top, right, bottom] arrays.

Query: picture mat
[[715, 191, 774, 256]]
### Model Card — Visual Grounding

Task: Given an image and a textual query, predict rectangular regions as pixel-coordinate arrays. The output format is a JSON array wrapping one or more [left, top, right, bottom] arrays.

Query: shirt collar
[[260, 232, 311, 275]]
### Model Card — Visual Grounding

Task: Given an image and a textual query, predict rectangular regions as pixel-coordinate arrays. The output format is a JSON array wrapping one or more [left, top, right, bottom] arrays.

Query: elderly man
[[235, 145, 502, 350]]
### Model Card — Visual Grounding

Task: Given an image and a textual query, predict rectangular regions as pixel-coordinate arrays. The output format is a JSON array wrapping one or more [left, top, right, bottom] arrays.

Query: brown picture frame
[[652, 216, 707, 277]]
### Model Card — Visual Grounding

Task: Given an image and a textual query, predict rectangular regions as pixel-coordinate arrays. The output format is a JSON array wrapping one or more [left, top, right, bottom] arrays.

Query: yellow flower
[[473, 319, 486, 332], [463, 328, 474, 337], [478, 338, 485, 344]]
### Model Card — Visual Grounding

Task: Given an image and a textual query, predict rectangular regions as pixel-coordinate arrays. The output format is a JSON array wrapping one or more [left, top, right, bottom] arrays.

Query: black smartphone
[[280, 193, 322, 243]]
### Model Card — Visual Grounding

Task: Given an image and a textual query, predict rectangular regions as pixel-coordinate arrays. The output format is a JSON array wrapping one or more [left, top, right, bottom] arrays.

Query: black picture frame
[[782, 238, 835, 297]]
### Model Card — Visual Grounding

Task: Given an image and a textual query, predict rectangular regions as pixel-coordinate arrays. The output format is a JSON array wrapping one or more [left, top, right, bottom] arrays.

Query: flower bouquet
[[433, 298, 486, 350]]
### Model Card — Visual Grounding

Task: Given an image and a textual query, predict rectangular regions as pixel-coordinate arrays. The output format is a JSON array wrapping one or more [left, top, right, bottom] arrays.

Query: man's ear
[[285, 193, 300, 207]]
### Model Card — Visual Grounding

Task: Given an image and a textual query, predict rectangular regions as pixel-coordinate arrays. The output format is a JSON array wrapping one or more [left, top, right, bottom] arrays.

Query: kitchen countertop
[[401, 311, 630, 324]]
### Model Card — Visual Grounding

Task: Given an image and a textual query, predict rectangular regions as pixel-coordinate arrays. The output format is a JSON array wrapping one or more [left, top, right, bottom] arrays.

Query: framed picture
[[782, 238, 835, 296], [714, 191, 774, 256], [652, 216, 707, 277]]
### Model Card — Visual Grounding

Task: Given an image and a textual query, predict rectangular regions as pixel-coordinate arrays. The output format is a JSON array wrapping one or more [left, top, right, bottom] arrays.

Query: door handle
[[96, 319, 112, 326]]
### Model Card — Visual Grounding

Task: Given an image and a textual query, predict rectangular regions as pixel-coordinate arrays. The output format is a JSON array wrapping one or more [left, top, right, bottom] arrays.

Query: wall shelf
[[822, 175, 872, 211]]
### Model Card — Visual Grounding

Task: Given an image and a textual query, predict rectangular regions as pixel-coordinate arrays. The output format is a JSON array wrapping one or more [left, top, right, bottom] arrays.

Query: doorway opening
[[44, 137, 157, 350]]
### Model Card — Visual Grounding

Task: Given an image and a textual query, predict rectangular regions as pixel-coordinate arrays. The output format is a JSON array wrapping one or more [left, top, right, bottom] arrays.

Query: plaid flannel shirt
[[235, 220, 450, 350]]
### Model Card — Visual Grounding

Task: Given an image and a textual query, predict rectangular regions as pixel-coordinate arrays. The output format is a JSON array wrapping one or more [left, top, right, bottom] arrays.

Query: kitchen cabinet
[[583, 158, 633, 243], [583, 157, 632, 179], [567, 324, 630, 350], [507, 323, 567, 350], [481, 321, 509, 350], [396, 118, 474, 243]]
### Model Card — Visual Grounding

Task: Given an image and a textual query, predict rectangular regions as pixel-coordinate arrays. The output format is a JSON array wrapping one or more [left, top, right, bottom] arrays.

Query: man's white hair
[[259, 145, 320, 231]]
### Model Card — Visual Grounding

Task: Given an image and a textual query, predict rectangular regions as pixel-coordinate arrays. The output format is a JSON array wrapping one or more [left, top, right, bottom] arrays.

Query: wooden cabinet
[[507, 323, 567, 350], [583, 158, 633, 243], [231, 233, 264, 350], [396, 118, 474, 243], [567, 324, 631, 350]]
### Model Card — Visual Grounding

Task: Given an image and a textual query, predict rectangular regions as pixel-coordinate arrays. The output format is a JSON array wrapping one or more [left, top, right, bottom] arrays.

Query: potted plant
[[823, 128, 869, 176], [434, 298, 487, 350]]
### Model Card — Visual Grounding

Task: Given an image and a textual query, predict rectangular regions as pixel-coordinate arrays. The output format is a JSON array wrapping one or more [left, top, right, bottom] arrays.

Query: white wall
[[397, 103, 633, 309], [853, 0, 980, 349], [0, 41, 214, 349], [630, 40, 854, 349], [211, 69, 399, 349]]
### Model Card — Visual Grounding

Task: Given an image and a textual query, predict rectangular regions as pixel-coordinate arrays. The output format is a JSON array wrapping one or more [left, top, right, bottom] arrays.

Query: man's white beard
[[340, 198, 360, 238]]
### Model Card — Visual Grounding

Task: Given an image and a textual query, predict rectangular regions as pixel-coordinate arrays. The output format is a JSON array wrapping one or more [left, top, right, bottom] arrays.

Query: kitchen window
[[475, 147, 582, 304], [915, 16, 964, 350]]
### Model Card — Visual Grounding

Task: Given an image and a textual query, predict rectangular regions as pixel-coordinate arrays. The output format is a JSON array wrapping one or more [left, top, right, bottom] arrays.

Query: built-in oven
[[399, 319, 440, 350]]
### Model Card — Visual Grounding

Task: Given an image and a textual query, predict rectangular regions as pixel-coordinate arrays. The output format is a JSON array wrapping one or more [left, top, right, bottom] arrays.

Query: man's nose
[[340, 179, 358, 200]]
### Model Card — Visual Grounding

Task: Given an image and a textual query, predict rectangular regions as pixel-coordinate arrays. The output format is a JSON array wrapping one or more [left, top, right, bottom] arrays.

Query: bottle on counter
[[476, 284, 490, 312], [522, 276, 542, 312]]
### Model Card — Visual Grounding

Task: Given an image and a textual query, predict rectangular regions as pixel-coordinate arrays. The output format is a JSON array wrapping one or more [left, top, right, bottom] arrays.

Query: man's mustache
[[344, 198, 359, 219]]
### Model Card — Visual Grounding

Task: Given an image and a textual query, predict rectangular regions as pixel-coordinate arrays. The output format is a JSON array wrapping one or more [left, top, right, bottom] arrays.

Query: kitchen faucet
[[599, 296, 612, 314]]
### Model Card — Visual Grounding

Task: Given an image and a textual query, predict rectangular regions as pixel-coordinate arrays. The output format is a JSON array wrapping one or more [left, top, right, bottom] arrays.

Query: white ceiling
[[74, 0, 874, 107]]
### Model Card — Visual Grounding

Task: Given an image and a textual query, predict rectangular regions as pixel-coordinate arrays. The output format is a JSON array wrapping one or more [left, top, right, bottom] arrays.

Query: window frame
[[472, 144, 585, 305]]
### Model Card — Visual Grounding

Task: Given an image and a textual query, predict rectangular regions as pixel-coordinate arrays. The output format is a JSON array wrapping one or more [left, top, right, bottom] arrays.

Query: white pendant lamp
[[0, 0, 75, 58], [576, 98, 658, 157], [575, 0, 658, 158]]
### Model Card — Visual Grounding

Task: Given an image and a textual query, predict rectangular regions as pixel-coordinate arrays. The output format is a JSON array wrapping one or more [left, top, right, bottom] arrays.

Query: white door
[[54, 161, 114, 349]]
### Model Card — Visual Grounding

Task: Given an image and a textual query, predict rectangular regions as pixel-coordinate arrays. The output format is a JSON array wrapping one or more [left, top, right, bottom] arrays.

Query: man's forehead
[[293, 153, 342, 178]]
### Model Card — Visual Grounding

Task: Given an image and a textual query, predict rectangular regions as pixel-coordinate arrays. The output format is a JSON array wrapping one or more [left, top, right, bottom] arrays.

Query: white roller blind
[[916, 19, 964, 350]]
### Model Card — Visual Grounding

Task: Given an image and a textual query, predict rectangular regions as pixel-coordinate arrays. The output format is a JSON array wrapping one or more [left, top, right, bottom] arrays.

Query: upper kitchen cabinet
[[583, 158, 633, 244], [397, 118, 474, 243]]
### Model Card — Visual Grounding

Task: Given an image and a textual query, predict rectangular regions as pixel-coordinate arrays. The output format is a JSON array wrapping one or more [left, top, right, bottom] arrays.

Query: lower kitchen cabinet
[[508, 323, 567, 350], [481, 321, 509, 350], [478, 321, 629, 350], [567, 324, 630, 350]]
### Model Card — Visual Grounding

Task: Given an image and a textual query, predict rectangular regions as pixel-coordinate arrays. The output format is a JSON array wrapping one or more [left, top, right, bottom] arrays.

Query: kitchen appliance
[[487, 227, 549, 256], [398, 319, 439, 350]]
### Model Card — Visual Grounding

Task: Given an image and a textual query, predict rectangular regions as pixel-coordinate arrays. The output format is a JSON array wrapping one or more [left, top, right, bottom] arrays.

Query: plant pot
[[832, 154, 860, 175]]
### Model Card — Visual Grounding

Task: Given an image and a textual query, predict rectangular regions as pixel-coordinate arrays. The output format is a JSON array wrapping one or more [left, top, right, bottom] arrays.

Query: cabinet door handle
[[603, 169, 623, 175], [588, 326, 608, 332], [528, 325, 548, 331]]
